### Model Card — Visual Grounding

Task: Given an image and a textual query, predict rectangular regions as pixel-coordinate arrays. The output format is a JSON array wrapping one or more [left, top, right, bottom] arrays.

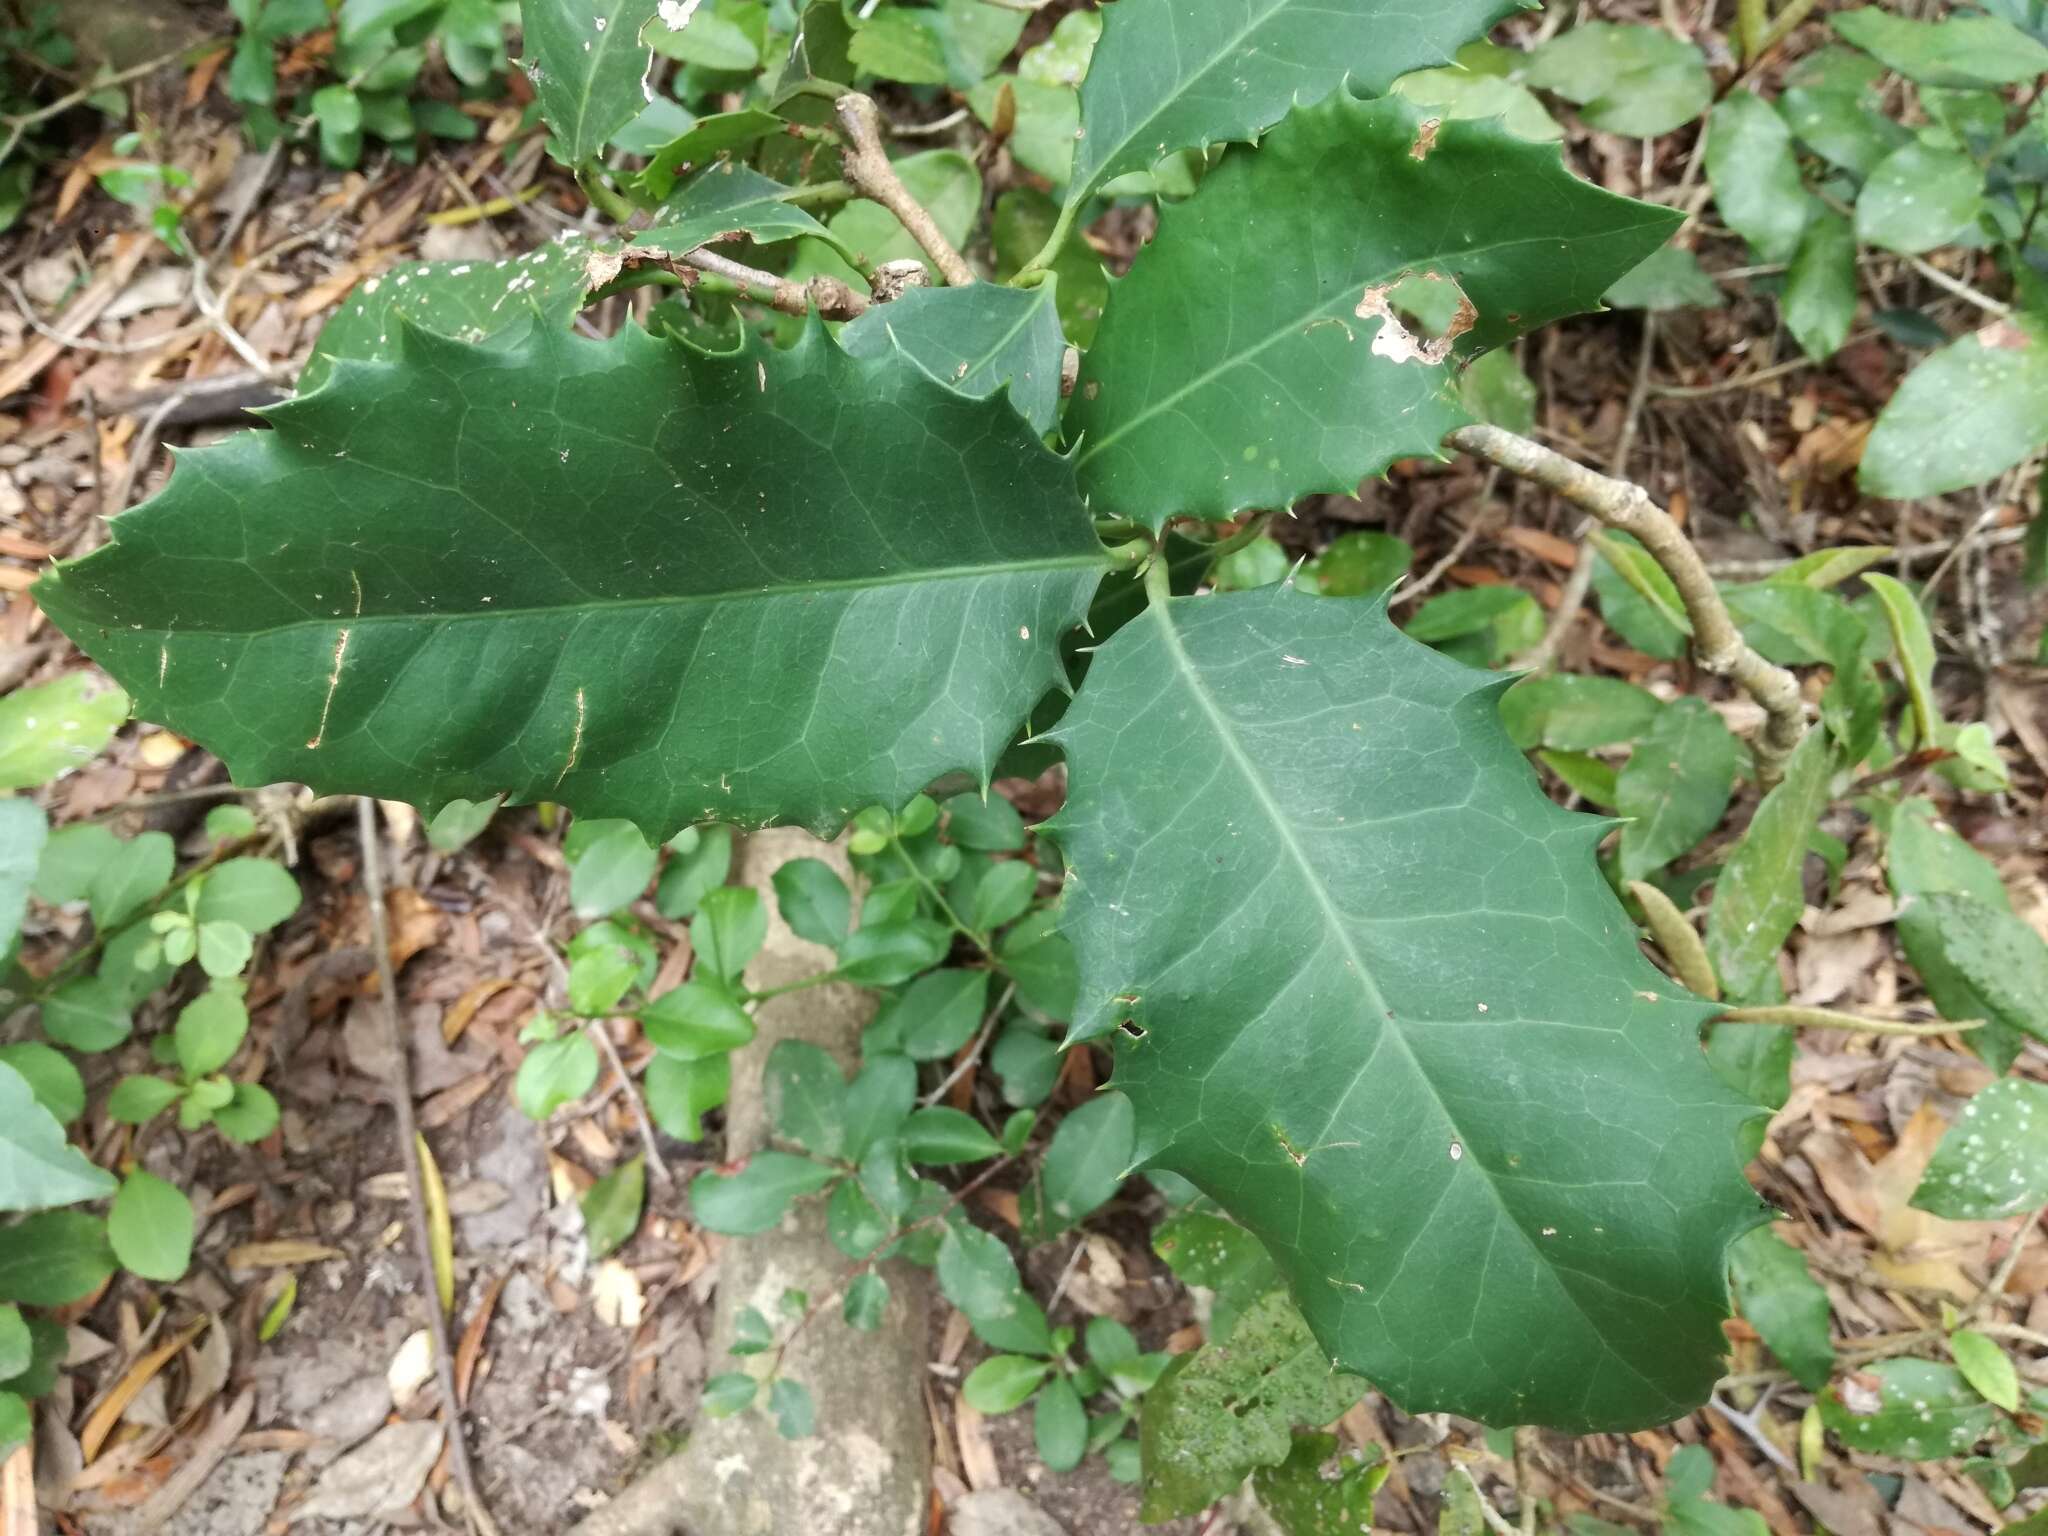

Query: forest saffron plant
[[39, 0, 1802, 1442]]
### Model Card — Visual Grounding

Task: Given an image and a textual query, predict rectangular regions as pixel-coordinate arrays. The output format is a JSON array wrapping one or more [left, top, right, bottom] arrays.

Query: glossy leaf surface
[[1048, 585, 1760, 1430], [1069, 94, 1678, 527], [39, 322, 1106, 838]]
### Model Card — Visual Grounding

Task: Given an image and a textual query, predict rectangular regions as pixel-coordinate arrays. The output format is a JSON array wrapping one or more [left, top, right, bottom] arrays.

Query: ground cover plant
[[0, 1, 2045, 1533]]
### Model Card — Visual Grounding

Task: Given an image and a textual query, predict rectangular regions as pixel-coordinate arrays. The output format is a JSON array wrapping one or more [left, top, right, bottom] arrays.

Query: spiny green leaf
[[1046, 585, 1760, 1430], [1069, 94, 1678, 528], [38, 321, 1107, 840], [630, 162, 845, 259], [0, 1061, 115, 1212], [839, 284, 1067, 437], [304, 241, 603, 395], [1062, 0, 1518, 218], [521, 0, 661, 164], [1138, 1291, 1366, 1520]]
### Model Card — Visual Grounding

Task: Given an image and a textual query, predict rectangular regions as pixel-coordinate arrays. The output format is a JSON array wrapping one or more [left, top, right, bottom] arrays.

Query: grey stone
[[951, 1490, 1073, 1536]]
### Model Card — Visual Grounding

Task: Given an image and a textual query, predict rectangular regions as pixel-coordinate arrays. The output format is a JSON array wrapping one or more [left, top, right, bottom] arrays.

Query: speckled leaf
[[1046, 584, 1761, 1431], [1913, 1080, 2048, 1221], [1820, 1359, 1999, 1460], [1861, 321, 2048, 498], [1062, 0, 1519, 218], [1886, 798, 2029, 1073], [1913, 892, 2048, 1046], [301, 236, 604, 391], [1069, 94, 1678, 528], [36, 322, 1107, 839], [1139, 1290, 1366, 1520], [520, 0, 662, 165]]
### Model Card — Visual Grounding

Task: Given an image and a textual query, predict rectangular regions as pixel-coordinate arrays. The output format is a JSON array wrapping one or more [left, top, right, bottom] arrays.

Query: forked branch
[[1446, 423, 1809, 787], [834, 93, 976, 287]]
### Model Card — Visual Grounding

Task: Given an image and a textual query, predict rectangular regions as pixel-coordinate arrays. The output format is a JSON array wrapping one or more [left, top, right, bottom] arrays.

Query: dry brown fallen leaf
[[1804, 1103, 1995, 1298], [290, 1419, 444, 1525], [226, 1239, 344, 1269]]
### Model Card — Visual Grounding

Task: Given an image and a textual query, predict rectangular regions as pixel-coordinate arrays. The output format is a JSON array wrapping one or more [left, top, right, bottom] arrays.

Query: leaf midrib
[[1146, 595, 1666, 1392], [141, 552, 1109, 643]]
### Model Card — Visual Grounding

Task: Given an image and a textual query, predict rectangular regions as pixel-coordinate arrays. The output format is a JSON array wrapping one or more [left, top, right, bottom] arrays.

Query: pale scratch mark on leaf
[[350, 569, 364, 617], [158, 644, 169, 687], [557, 687, 586, 787], [307, 628, 351, 749]]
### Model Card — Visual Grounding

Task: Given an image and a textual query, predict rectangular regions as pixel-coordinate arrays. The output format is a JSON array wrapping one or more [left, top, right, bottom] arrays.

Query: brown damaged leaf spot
[[1975, 319, 2031, 351], [1409, 117, 1442, 160], [1354, 271, 1476, 366]]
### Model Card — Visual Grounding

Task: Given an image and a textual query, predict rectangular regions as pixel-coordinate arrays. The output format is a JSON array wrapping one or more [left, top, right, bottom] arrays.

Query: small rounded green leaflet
[[108, 1168, 194, 1283], [40, 976, 132, 1054], [641, 982, 755, 1061], [644, 1053, 729, 1141], [1034, 1376, 1088, 1471], [963, 1355, 1050, 1414], [690, 1151, 838, 1235]]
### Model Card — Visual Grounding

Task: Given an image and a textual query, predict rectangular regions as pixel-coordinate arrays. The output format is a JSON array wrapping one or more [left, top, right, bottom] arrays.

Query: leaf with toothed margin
[[1067, 92, 1681, 529], [1061, 0, 1523, 221], [1041, 584, 1764, 1431], [520, 0, 663, 167], [839, 283, 1068, 437], [34, 319, 1108, 840], [299, 235, 608, 393]]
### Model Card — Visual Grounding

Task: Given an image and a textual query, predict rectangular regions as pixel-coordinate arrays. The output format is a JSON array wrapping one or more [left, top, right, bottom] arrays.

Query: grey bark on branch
[[835, 92, 976, 288], [1445, 423, 1810, 788]]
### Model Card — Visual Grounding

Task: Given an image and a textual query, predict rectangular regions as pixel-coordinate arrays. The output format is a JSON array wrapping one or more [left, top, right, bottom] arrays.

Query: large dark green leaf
[[1069, 94, 1678, 528], [520, 0, 662, 165], [1061, 0, 1518, 222], [37, 323, 1107, 838], [1045, 584, 1761, 1431]]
